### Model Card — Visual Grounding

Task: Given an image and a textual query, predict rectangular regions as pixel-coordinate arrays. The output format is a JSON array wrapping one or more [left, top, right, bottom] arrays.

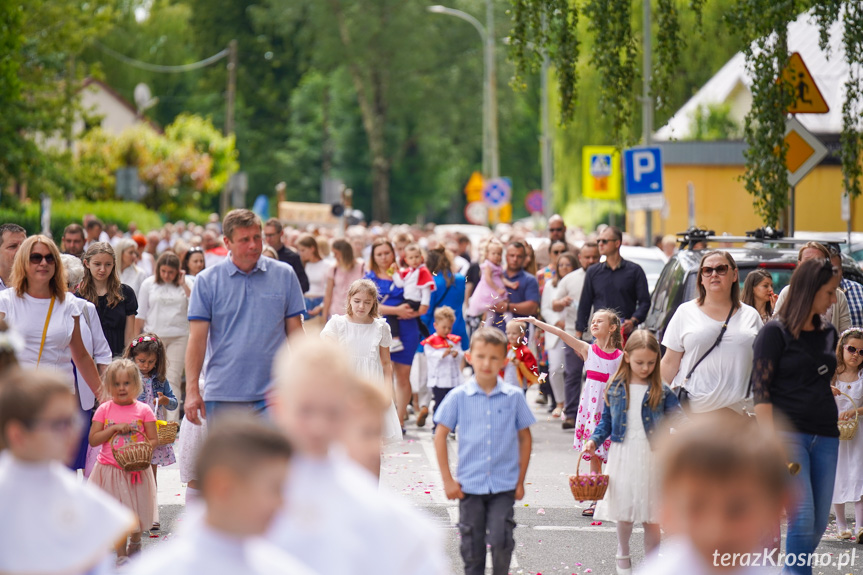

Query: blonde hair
[[78, 242, 123, 308], [433, 305, 456, 324], [274, 336, 353, 400], [606, 330, 663, 410], [346, 279, 380, 318], [835, 328, 863, 382], [316, 236, 331, 258], [348, 377, 391, 414], [594, 309, 623, 351], [469, 326, 508, 353], [11, 236, 66, 301], [102, 359, 144, 402], [331, 239, 356, 270]]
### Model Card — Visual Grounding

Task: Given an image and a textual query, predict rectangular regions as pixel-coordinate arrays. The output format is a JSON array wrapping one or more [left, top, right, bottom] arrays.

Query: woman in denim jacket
[[582, 331, 686, 575]]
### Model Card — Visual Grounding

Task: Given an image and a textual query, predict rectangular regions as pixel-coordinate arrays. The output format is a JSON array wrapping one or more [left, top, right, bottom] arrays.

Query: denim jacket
[[137, 376, 179, 412], [588, 379, 686, 450]]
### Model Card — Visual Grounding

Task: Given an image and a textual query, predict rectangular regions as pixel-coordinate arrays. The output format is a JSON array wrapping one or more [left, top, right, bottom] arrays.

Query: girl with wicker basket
[[88, 359, 158, 565], [125, 333, 178, 532], [582, 331, 685, 575], [831, 327, 863, 541]]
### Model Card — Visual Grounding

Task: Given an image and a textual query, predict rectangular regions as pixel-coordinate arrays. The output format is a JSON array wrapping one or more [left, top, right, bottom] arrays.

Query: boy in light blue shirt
[[434, 327, 536, 575]]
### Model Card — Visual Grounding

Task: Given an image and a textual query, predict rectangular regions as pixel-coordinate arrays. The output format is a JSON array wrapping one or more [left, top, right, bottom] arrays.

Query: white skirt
[[834, 428, 863, 504], [594, 431, 660, 524]]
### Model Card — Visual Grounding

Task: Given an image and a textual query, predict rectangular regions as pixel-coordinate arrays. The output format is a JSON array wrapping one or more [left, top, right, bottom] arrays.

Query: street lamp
[[427, 4, 499, 180]]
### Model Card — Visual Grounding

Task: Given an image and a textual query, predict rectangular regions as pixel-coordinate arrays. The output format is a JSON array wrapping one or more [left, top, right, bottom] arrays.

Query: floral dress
[[573, 344, 623, 463], [139, 375, 176, 466]]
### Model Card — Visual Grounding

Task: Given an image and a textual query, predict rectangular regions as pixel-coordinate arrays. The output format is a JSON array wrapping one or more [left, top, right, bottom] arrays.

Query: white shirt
[[424, 339, 464, 389], [0, 452, 135, 575], [140, 252, 155, 276], [267, 454, 449, 575], [304, 259, 332, 298], [128, 521, 317, 575], [662, 301, 763, 413], [69, 297, 112, 410], [137, 276, 193, 338], [555, 268, 586, 333], [637, 537, 765, 575], [541, 280, 564, 348], [0, 291, 81, 387], [120, 264, 148, 298]]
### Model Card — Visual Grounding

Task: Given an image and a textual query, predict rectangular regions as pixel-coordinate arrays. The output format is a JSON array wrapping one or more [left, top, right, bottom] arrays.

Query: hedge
[[0, 200, 164, 238]]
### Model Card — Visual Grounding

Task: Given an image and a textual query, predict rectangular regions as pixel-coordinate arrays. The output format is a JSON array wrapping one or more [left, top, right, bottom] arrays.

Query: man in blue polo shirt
[[490, 241, 539, 330], [184, 209, 305, 425]]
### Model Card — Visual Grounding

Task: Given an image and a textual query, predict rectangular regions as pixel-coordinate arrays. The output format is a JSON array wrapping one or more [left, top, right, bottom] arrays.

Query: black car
[[643, 237, 863, 344]]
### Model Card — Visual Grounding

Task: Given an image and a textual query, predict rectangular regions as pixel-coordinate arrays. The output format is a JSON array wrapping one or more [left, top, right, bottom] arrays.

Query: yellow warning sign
[[464, 171, 484, 203], [782, 52, 829, 114], [582, 146, 621, 201]]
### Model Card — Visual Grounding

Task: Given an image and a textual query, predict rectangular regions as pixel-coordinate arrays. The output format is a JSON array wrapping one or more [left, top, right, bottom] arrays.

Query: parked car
[[618, 246, 668, 294], [643, 236, 863, 344], [795, 231, 863, 268]]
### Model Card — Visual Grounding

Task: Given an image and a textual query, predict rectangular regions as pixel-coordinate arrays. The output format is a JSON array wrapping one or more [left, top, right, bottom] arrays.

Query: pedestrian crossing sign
[[582, 146, 621, 201], [782, 52, 829, 114]]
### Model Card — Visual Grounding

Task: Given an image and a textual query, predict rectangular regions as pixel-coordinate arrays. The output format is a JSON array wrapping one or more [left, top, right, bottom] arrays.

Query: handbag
[[676, 305, 734, 411], [35, 296, 56, 367]]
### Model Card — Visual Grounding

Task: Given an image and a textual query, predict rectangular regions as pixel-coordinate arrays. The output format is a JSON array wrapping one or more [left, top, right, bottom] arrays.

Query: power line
[[94, 41, 228, 73]]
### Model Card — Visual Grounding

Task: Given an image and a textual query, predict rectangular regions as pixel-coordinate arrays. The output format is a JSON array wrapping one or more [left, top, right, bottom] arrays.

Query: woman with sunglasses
[[751, 258, 841, 575], [536, 240, 568, 295], [660, 251, 763, 415], [0, 236, 103, 401]]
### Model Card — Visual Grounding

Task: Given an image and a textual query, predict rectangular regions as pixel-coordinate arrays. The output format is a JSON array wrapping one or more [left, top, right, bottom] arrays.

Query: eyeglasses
[[29, 253, 55, 265], [701, 264, 730, 277], [597, 238, 617, 245]]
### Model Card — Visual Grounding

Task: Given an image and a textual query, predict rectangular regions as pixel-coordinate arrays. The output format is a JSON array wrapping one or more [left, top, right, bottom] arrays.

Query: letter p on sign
[[632, 151, 655, 182]]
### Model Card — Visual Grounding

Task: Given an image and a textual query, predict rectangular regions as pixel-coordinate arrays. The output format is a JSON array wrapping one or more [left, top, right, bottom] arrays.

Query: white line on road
[[534, 525, 644, 533]]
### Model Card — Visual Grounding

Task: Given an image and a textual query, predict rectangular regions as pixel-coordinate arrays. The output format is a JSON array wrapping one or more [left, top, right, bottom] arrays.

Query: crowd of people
[[0, 210, 859, 575]]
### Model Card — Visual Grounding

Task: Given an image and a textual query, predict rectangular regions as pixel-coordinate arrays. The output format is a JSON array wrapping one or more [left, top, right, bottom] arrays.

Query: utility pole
[[486, 0, 499, 180], [641, 2, 654, 246], [221, 39, 238, 216], [540, 15, 553, 218]]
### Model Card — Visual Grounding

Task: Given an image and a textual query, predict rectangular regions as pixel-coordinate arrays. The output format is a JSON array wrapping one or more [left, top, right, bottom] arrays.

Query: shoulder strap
[[35, 296, 56, 368], [683, 305, 734, 384]]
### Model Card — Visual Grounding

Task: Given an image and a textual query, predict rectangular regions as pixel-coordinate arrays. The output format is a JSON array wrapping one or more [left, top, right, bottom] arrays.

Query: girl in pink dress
[[468, 239, 518, 319], [515, 309, 622, 515]]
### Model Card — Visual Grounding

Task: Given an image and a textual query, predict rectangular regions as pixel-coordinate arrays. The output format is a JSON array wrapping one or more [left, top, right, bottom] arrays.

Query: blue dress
[[365, 271, 419, 366], [422, 273, 468, 350]]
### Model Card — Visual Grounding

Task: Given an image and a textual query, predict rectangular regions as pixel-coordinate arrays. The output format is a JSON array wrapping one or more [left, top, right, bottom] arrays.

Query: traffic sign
[[623, 147, 665, 211], [782, 52, 829, 114], [582, 146, 621, 201], [464, 171, 484, 203], [525, 190, 544, 214], [464, 201, 488, 225], [783, 117, 828, 187], [482, 177, 512, 207]]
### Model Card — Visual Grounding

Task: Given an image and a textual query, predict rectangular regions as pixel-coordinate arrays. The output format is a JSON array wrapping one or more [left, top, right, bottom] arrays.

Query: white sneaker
[[390, 338, 404, 353]]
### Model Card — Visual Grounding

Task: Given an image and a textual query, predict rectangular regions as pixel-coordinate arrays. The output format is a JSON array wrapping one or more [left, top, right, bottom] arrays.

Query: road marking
[[447, 507, 459, 524], [419, 436, 453, 506], [534, 525, 644, 533], [484, 551, 519, 570]]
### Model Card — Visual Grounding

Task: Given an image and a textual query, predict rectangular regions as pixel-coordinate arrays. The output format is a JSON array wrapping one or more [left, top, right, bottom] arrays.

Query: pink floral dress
[[573, 344, 623, 463]]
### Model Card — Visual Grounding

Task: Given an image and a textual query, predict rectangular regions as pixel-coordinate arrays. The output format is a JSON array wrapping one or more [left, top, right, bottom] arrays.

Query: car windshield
[[683, 265, 795, 302]]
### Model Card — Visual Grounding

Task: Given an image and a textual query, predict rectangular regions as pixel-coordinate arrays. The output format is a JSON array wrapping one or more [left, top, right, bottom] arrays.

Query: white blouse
[[120, 264, 148, 297], [137, 276, 192, 338], [304, 259, 332, 298]]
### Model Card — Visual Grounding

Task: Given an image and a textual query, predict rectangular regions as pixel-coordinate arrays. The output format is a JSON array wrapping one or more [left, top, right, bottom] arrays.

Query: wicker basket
[[838, 390, 859, 441], [111, 429, 153, 472], [568, 456, 609, 502], [156, 420, 179, 446]]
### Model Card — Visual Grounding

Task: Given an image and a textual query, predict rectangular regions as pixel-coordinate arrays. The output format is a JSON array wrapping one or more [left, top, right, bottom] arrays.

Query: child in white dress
[[582, 331, 684, 575], [516, 309, 622, 516], [322, 279, 402, 444], [831, 328, 863, 541]]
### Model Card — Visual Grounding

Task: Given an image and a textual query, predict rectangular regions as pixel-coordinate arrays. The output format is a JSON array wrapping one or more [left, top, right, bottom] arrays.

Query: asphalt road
[[144, 387, 863, 575]]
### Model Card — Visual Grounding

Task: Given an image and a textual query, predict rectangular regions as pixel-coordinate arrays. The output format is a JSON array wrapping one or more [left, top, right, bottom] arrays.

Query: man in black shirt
[[264, 218, 310, 294], [576, 226, 650, 339]]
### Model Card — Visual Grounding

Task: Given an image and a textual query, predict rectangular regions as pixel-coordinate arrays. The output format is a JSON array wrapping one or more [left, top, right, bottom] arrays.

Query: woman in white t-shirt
[[135, 252, 192, 421], [660, 251, 763, 415], [297, 233, 331, 329], [0, 236, 102, 398], [115, 238, 148, 297]]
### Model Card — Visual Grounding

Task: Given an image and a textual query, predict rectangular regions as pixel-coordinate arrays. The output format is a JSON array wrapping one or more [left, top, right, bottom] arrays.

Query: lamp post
[[428, 4, 499, 180]]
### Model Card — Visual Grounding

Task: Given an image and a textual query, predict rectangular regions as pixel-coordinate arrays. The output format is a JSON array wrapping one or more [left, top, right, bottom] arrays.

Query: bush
[[0, 200, 164, 238]]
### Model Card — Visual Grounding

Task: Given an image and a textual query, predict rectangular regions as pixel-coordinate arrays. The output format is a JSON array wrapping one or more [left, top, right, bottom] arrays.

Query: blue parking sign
[[623, 147, 664, 210]]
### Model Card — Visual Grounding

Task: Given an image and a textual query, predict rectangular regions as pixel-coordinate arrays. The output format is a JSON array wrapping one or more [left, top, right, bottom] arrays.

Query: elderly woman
[[661, 251, 763, 415], [115, 237, 148, 297], [0, 236, 103, 443], [60, 254, 112, 473]]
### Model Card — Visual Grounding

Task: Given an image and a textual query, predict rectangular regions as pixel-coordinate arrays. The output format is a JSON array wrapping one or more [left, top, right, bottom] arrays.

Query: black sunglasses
[[597, 238, 618, 245], [29, 253, 55, 265], [701, 264, 730, 277]]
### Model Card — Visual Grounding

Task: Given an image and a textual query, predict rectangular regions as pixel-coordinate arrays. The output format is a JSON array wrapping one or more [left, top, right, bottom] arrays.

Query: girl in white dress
[[322, 279, 402, 445], [831, 328, 863, 541], [582, 331, 685, 575]]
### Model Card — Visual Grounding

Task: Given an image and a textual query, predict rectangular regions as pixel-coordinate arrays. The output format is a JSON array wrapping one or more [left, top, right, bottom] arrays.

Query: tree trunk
[[372, 155, 391, 223]]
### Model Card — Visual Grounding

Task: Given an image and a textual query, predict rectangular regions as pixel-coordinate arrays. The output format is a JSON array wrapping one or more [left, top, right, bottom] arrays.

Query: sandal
[[150, 522, 160, 532], [582, 502, 596, 517], [551, 406, 563, 418], [839, 529, 853, 540], [615, 555, 632, 575], [127, 539, 142, 556], [857, 529, 863, 544]]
